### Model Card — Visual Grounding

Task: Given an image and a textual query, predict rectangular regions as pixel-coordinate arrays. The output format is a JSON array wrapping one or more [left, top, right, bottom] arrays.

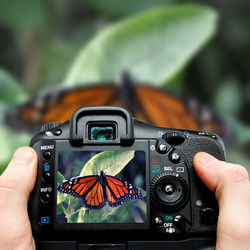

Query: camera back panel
[[29, 106, 225, 249]]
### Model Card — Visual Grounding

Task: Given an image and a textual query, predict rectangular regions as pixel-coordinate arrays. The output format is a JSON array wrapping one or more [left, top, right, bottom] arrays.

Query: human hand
[[194, 152, 250, 250], [1, 148, 249, 250], [0, 147, 37, 250]]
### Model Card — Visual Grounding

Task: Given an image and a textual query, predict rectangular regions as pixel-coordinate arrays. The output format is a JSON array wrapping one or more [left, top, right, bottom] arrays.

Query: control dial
[[150, 173, 188, 212], [40, 122, 62, 132], [163, 131, 185, 146]]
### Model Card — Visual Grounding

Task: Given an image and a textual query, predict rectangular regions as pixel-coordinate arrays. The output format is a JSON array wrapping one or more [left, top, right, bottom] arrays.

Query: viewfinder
[[89, 124, 116, 141]]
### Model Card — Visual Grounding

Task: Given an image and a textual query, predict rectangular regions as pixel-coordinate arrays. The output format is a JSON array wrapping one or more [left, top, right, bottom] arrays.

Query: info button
[[41, 193, 50, 203]]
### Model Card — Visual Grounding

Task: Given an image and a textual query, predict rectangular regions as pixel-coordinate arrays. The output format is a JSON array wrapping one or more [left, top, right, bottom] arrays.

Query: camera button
[[164, 184, 175, 195], [42, 172, 51, 182], [43, 151, 52, 160], [41, 193, 50, 203], [53, 129, 62, 136], [200, 207, 216, 224], [158, 144, 167, 154], [40, 216, 50, 224], [154, 216, 163, 226], [173, 215, 186, 232], [169, 152, 180, 163], [156, 140, 168, 154]]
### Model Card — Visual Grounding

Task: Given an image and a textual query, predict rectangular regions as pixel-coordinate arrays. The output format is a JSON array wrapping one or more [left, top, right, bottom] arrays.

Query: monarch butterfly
[[58, 170, 142, 210], [5, 74, 232, 143]]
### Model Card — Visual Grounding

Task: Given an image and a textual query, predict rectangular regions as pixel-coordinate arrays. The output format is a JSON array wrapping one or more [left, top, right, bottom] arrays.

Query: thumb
[[194, 152, 250, 250], [0, 147, 37, 229]]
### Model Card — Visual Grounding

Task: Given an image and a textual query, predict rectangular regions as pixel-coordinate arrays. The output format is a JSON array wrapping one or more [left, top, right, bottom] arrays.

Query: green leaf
[[0, 70, 28, 104], [213, 78, 244, 117], [56, 172, 68, 204], [64, 5, 218, 86], [75, 207, 90, 223], [223, 117, 250, 145], [0, 102, 31, 173], [0, 122, 31, 173], [212, 77, 250, 144], [86, 0, 174, 17], [226, 147, 250, 174], [57, 171, 66, 186], [80, 151, 135, 176], [0, 70, 30, 173], [56, 204, 65, 216], [0, 0, 47, 32]]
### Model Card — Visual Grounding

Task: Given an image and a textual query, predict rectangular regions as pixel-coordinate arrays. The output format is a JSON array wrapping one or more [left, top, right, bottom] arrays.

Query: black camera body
[[29, 106, 225, 250]]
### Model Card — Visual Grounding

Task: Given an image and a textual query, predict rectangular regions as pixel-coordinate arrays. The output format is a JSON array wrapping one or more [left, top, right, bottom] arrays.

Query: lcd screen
[[56, 150, 146, 224]]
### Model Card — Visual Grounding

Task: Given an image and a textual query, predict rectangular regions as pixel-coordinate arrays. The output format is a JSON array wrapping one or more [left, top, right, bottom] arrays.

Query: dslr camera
[[29, 106, 225, 250]]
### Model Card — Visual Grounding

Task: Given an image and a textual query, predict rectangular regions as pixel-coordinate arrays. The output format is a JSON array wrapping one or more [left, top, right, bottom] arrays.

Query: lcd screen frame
[[54, 140, 150, 230]]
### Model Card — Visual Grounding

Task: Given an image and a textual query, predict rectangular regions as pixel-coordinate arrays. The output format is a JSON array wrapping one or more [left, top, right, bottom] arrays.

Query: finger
[[193, 152, 250, 250], [0, 147, 37, 250], [0, 147, 37, 226]]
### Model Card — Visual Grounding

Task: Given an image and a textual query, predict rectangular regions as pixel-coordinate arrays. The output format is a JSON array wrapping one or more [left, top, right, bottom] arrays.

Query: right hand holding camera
[[194, 152, 250, 250]]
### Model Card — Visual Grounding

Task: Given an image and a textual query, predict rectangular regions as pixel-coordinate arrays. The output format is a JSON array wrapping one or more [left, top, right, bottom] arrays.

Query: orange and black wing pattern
[[6, 80, 231, 142], [6, 85, 116, 132], [57, 171, 142, 210], [133, 85, 230, 141], [58, 175, 106, 210], [105, 175, 142, 207]]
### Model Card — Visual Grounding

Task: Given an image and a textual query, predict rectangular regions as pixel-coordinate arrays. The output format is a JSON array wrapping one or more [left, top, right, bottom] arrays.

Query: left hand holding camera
[[0, 147, 37, 250]]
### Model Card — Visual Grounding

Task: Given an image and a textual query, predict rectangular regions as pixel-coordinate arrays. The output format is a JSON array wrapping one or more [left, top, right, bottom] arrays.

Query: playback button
[[40, 216, 50, 224]]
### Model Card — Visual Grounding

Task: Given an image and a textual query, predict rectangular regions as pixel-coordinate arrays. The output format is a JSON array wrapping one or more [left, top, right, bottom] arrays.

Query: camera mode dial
[[150, 173, 188, 212], [40, 122, 62, 132]]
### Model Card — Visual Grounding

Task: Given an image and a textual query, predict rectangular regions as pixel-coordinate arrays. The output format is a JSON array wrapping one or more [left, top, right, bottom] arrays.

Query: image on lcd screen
[[56, 150, 146, 223]]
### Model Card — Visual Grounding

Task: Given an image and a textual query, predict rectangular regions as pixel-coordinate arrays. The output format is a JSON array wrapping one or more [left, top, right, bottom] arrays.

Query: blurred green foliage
[[57, 151, 146, 223], [65, 5, 217, 86], [0, 70, 30, 169], [0, 70, 27, 103], [0, 1, 249, 174], [0, 0, 47, 32], [87, 0, 175, 17]]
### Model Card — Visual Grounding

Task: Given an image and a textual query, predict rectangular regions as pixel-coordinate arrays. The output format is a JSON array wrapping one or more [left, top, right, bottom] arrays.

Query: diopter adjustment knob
[[150, 174, 188, 212], [40, 122, 62, 132]]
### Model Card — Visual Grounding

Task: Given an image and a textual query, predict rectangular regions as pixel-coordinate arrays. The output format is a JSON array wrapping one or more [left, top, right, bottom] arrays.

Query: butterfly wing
[[6, 85, 116, 132], [58, 175, 106, 210], [135, 86, 199, 130], [135, 85, 230, 139], [6, 80, 232, 143], [105, 175, 142, 207]]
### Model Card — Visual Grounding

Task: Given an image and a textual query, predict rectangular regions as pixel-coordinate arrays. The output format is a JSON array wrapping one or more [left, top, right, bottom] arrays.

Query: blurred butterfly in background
[[5, 74, 233, 144], [58, 170, 142, 210]]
